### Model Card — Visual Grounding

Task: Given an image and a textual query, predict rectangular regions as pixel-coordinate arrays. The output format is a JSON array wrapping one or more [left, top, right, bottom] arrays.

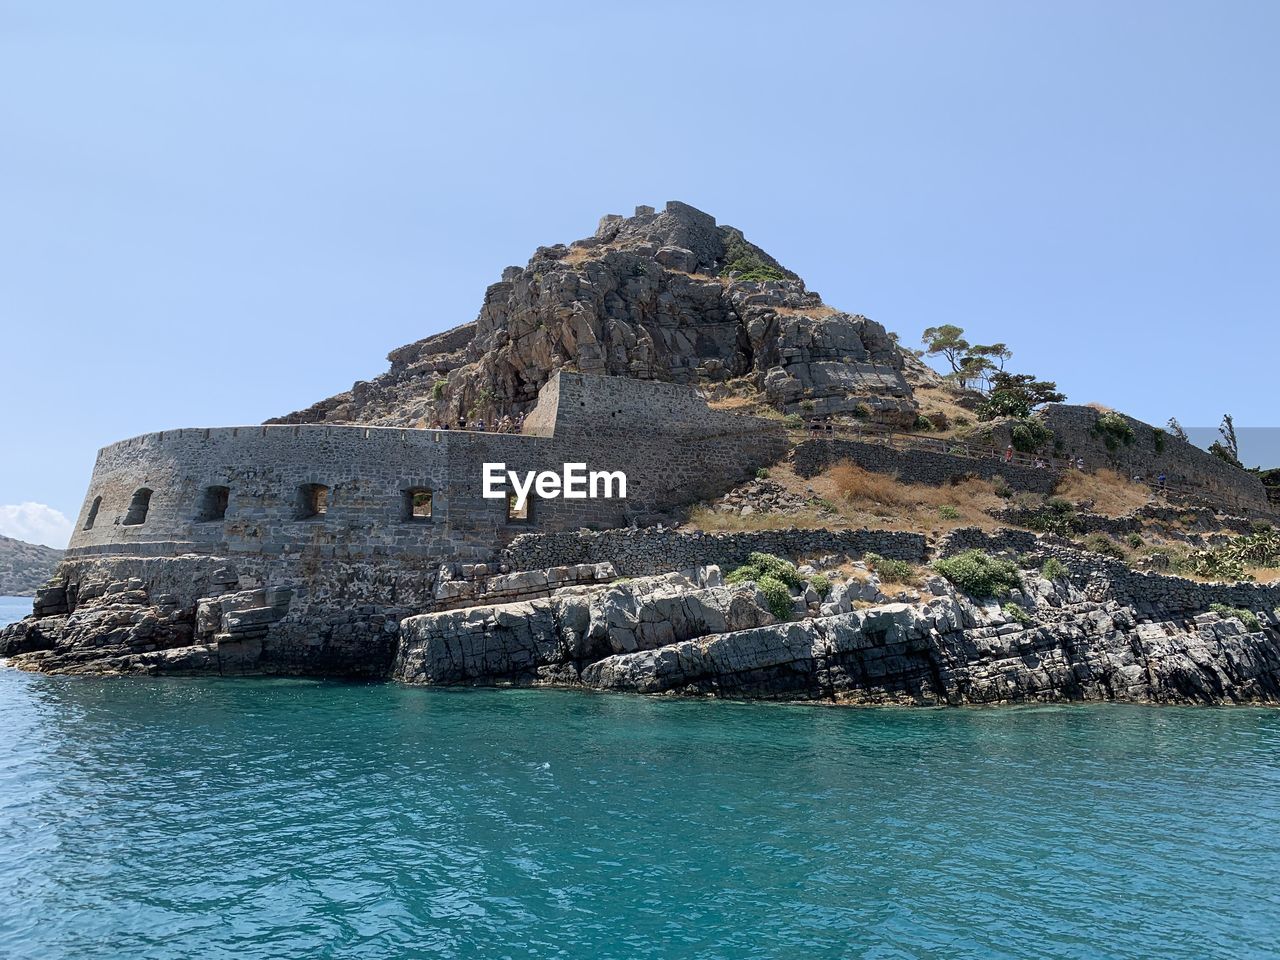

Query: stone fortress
[[69, 372, 784, 561], [5, 201, 1280, 702]]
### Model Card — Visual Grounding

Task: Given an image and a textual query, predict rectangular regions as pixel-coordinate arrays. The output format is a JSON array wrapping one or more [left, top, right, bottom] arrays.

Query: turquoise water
[[1, 669, 1279, 960], [0, 596, 29, 629]]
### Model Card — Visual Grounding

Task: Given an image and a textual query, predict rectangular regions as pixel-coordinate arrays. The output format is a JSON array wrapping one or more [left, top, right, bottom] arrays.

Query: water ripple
[[0, 671, 1278, 959]]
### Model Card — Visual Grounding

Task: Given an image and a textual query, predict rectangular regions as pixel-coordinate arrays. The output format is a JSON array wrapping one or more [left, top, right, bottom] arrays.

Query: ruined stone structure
[[993, 404, 1271, 511], [4, 200, 1277, 705], [69, 372, 782, 561], [2, 373, 785, 676], [791, 438, 1063, 493]]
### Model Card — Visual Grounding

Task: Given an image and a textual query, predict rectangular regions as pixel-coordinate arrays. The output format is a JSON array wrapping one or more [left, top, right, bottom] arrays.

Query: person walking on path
[[1004, 444, 1014, 464]]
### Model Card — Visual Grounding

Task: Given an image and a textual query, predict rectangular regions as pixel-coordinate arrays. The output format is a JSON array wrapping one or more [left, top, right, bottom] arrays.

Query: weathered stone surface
[[268, 201, 919, 430], [577, 578, 1280, 705]]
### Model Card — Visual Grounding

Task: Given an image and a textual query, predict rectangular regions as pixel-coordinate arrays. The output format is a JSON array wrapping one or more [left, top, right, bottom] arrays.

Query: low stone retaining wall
[[504, 528, 927, 577], [793, 439, 1060, 493], [938, 527, 1280, 625]]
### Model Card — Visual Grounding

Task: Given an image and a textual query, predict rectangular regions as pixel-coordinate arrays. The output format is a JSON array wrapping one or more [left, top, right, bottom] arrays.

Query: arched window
[[83, 496, 102, 531], [196, 485, 230, 522], [123, 488, 152, 526], [403, 488, 433, 522], [296, 483, 329, 520]]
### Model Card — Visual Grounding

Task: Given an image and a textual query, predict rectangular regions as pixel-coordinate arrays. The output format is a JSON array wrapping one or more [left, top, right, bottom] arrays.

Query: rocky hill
[[0, 534, 63, 596], [270, 201, 920, 429]]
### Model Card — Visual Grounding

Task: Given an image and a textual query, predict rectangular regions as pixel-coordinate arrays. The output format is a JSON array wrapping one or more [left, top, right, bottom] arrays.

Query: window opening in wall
[[123, 488, 152, 526], [84, 496, 102, 531], [404, 488, 433, 521], [297, 483, 329, 520], [507, 492, 531, 523], [196, 485, 230, 522]]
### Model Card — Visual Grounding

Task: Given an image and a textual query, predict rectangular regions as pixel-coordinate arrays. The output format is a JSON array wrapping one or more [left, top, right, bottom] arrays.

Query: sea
[[1, 596, 1279, 959]]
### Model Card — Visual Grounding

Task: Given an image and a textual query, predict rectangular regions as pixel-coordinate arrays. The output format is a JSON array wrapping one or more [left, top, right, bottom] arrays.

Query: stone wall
[[792, 438, 1061, 493], [938, 527, 1280, 623], [1021, 404, 1270, 511], [66, 372, 788, 563], [503, 527, 927, 577]]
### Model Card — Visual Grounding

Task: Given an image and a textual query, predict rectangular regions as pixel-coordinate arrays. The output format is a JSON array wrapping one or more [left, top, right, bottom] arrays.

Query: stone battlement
[[68, 372, 788, 563]]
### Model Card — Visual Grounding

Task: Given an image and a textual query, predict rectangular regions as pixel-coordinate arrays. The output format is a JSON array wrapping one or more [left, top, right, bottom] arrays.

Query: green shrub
[[1180, 528, 1279, 582], [721, 227, 789, 283], [851, 403, 871, 420], [1010, 418, 1053, 453], [993, 476, 1013, 499], [801, 399, 816, 412], [1041, 557, 1068, 581], [914, 414, 934, 432], [755, 468, 770, 480], [1002, 602, 1033, 625], [864, 552, 915, 583], [1081, 533, 1128, 560], [1027, 498, 1080, 537], [726, 552, 803, 590], [933, 550, 1022, 598], [937, 505, 961, 520], [1127, 532, 1145, 549], [1093, 411, 1135, 451], [809, 574, 831, 597], [757, 575, 796, 620], [431, 380, 447, 400], [782, 414, 804, 429], [1182, 549, 1248, 582], [1152, 427, 1167, 453], [1210, 603, 1261, 632]]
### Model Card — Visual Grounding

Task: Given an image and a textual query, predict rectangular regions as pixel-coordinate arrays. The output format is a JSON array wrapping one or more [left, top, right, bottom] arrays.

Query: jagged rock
[[268, 201, 919, 429]]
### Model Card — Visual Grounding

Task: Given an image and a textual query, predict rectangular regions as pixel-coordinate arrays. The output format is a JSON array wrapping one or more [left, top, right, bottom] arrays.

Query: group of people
[[1132, 471, 1169, 490], [1003, 444, 1085, 472], [433, 411, 526, 434]]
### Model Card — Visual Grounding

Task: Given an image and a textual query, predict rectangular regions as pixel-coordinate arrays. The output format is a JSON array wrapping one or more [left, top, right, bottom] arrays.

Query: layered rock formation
[[392, 556, 1280, 705], [270, 201, 918, 429], [11, 532, 1278, 706]]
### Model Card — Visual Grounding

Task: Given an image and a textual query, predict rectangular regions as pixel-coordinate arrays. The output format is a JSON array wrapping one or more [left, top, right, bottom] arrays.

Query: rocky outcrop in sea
[[6, 531, 1279, 706]]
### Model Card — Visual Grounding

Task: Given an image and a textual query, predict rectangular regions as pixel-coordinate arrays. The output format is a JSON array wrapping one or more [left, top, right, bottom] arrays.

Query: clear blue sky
[[1, 1, 1277, 546]]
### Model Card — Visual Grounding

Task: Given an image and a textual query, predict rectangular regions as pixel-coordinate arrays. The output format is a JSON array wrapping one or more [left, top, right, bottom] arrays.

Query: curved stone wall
[[67, 372, 789, 563]]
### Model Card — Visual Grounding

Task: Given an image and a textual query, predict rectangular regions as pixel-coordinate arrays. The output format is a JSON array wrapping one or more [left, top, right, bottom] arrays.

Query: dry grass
[[910, 385, 979, 438], [706, 394, 763, 412], [687, 504, 832, 532], [1054, 468, 1151, 517], [685, 461, 1006, 537], [561, 245, 600, 265], [772, 304, 839, 319], [829, 463, 1003, 527], [1248, 567, 1280, 584], [1084, 401, 1116, 413]]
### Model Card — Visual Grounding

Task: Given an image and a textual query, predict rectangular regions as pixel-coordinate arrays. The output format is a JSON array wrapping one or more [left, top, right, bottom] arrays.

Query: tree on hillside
[[921, 325, 971, 375], [1208, 413, 1242, 468], [977, 372, 1066, 421], [1166, 417, 1188, 442]]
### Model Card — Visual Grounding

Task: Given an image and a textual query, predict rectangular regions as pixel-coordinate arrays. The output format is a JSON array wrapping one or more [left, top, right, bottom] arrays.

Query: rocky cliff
[[6, 530, 1279, 706], [269, 201, 918, 429], [0, 535, 63, 597]]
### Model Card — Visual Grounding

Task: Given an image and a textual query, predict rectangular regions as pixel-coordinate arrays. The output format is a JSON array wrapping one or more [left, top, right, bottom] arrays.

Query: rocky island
[[0, 534, 64, 597], [4, 201, 1279, 704]]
